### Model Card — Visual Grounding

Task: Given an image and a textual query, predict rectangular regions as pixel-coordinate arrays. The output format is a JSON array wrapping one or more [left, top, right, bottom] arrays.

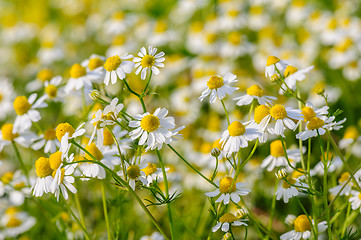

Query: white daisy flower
[[133, 46, 165, 80], [31, 157, 54, 197], [129, 108, 175, 151], [205, 176, 251, 205], [51, 164, 77, 201], [261, 140, 303, 172], [0, 123, 37, 151], [265, 56, 288, 77], [280, 215, 327, 240], [81, 54, 106, 80], [141, 162, 165, 187], [233, 84, 277, 106], [296, 116, 343, 141], [43, 76, 63, 101], [199, 73, 238, 104], [310, 152, 343, 176], [101, 97, 124, 127], [0, 171, 31, 206], [56, 122, 86, 154], [212, 212, 248, 233], [276, 176, 308, 203], [329, 172, 353, 196], [0, 208, 36, 238], [349, 190, 361, 212], [339, 126, 360, 149], [13, 93, 47, 133], [0, 77, 15, 120], [301, 103, 329, 122], [31, 127, 60, 154], [281, 65, 314, 91], [64, 63, 99, 94], [103, 53, 134, 85], [220, 121, 260, 155], [117, 157, 148, 190], [26, 69, 54, 92]]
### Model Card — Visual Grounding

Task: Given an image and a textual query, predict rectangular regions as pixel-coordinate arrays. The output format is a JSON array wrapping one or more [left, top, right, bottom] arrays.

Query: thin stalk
[[248, 100, 255, 121], [12, 141, 29, 185], [74, 192, 87, 236], [307, 139, 318, 237], [143, 70, 153, 95], [101, 183, 112, 240], [267, 178, 279, 236], [106, 126, 127, 181], [220, 99, 230, 125], [341, 202, 351, 237]]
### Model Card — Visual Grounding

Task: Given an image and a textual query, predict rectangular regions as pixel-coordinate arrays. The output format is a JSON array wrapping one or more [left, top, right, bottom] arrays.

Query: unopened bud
[[317, 88, 325, 95], [285, 214, 296, 226], [236, 208, 247, 218], [89, 90, 100, 101], [270, 74, 280, 82], [275, 168, 288, 179], [211, 148, 221, 158], [222, 233, 232, 240]]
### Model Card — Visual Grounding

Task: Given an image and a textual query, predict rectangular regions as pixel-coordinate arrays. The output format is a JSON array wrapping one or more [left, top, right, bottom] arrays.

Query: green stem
[[341, 202, 351, 237], [143, 70, 153, 95], [12, 141, 29, 185], [101, 183, 112, 240], [307, 138, 318, 237], [267, 178, 278, 236], [220, 99, 230, 125], [74, 192, 87, 236], [295, 197, 317, 237], [248, 100, 255, 121], [106, 126, 127, 181]]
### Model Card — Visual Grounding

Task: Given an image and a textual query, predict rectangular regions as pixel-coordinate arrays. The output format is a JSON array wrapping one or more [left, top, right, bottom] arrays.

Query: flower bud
[[270, 74, 280, 82], [211, 148, 221, 158], [89, 90, 100, 101], [317, 88, 325, 95], [275, 168, 288, 179]]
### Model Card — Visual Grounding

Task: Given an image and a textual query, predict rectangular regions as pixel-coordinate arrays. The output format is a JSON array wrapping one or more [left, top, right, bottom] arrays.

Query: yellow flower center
[[219, 213, 238, 223], [335, 38, 353, 52], [103, 128, 115, 146], [85, 143, 103, 160], [45, 84, 57, 98], [212, 139, 223, 150], [338, 172, 350, 183], [206, 33, 217, 44], [1, 172, 14, 184], [140, 114, 160, 132], [270, 140, 285, 157], [35, 157, 53, 178], [88, 58, 104, 71], [294, 215, 311, 232], [228, 32, 242, 45], [112, 11, 124, 20], [282, 176, 297, 189], [14, 182, 25, 190], [69, 63, 86, 78], [155, 21, 167, 33], [142, 163, 158, 176], [104, 55, 122, 71], [13, 96, 31, 115], [0, 93, 3, 102], [52, 168, 65, 183], [1, 123, 19, 141], [307, 117, 324, 130], [228, 121, 246, 137], [37, 69, 53, 82], [301, 107, 316, 122], [343, 126, 359, 139], [246, 84, 264, 97], [6, 217, 22, 228], [200, 142, 213, 154], [127, 165, 140, 179], [266, 56, 280, 66], [358, 193, 361, 200], [5, 207, 19, 215], [219, 176, 236, 193], [254, 105, 270, 124], [207, 75, 224, 90], [56, 123, 75, 141], [270, 104, 287, 120], [49, 151, 63, 170], [141, 55, 156, 68], [284, 66, 298, 77], [291, 169, 304, 179], [44, 128, 56, 140]]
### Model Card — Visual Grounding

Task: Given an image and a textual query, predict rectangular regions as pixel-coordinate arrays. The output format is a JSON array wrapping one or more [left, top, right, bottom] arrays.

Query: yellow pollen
[[228, 121, 246, 137], [69, 63, 86, 78], [307, 117, 324, 130], [35, 157, 53, 178], [227, 10, 239, 17], [284, 66, 298, 77], [6, 217, 22, 228], [49, 151, 63, 170], [142, 163, 158, 176], [246, 84, 264, 97], [336, 38, 353, 52], [1, 172, 14, 184], [282, 176, 297, 189], [321, 152, 333, 162], [270, 140, 285, 157], [250, 5, 263, 15], [227, 32, 242, 45], [266, 56, 280, 66], [140, 114, 160, 132], [219, 213, 238, 223], [212, 139, 223, 150], [104, 55, 122, 72], [103, 128, 115, 146], [56, 123, 75, 141], [127, 165, 140, 179], [207, 75, 224, 90], [44, 128, 56, 140], [141, 55, 156, 68], [37, 69, 53, 82], [1, 123, 19, 141], [270, 105, 287, 120], [294, 215, 311, 232], [338, 172, 350, 183], [343, 126, 359, 139], [254, 105, 270, 124], [219, 176, 236, 193], [13, 96, 31, 115], [52, 168, 65, 182], [45, 84, 57, 98], [301, 107, 316, 122], [200, 142, 213, 154], [88, 58, 104, 71], [85, 143, 103, 160]]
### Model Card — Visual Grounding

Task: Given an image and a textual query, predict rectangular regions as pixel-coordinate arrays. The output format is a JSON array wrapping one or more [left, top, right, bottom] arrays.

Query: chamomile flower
[[133, 46, 165, 80], [296, 116, 342, 140], [199, 73, 238, 104], [282, 65, 314, 91], [349, 190, 361, 212], [31, 157, 54, 197], [13, 93, 48, 133], [265, 56, 288, 77], [43, 76, 63, 101], [310, 152, 343, 176], [56, 122, 86, 153], [64, 63, 98, 94], [129, 108, 175, 151], [141, 162, 164, 186], [205, 176, 251, 205], [276, 176, 307, 203], [0, 171, 31, 206], [118, 157, 148, 190], [267, 105, 303, 137], [31, 127, 60, 154], [26, 68, 54, 92], [0, 78, 15, 120], [101, 97, 124, 126], [329, 172, 353, 196], [103, 53, 134, 85], [82, 54, 106, 78], [280, 215, 327, 240], [233, 84, 277, 106], [212, 212, 248, 233], [0, 123, 37, 151], [300, 103, 329, 122], [0, 208, 36, 238], [51, 164, 77, 201], [339, 126, 360, 149], [220, 121, 260, 155]]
